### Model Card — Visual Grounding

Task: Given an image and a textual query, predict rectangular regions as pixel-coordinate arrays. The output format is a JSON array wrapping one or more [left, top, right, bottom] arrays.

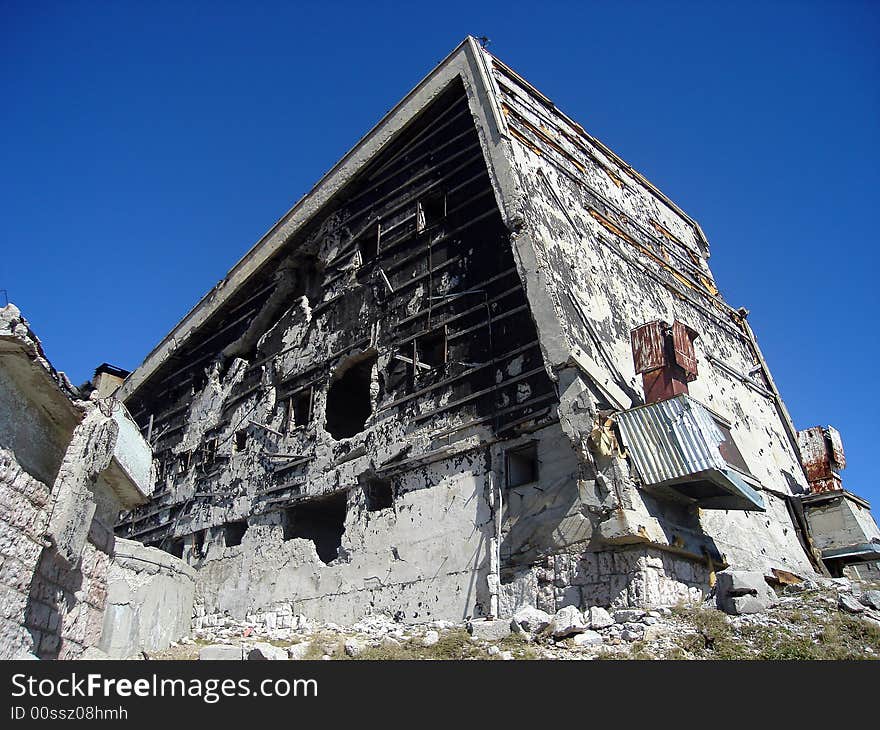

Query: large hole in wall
[[224, 520, 248, 547], [283, 492, 348, 564], [325, 353, 377, 440]]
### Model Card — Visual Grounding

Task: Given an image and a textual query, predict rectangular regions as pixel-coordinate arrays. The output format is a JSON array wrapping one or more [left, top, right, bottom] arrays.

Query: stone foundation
[[500, 546, 710, 615]]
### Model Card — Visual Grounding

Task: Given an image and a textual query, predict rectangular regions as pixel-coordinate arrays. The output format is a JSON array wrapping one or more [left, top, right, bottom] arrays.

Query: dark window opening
[[506, 443, 539, 487], [416, 327, 447, 370], [224, 520, 247, 547], [362, 475, 394, 512], [288, 388, 312, 429], [357, 221, 381, 264], [201, 438, 217, 467], [325, 354, 376, 440], [192, 530, 206, 557], [168, 539, 184, 559], [417, 191, 446, 233], [177, 451, 191, 475], [235, 430, 247, 451], [283, 492, 348, 564]]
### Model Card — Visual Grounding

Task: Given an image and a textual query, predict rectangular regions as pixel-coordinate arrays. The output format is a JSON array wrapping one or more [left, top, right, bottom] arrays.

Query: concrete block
[[613, 609, 645, 624], [199, 644, 244, 660], [549, 606, 588, 637], [287, 642, 313, 660], [512, 605, 551, 633], [468, 619, 511, 642], [716, 569, 776, 615], [839, 594, 865, 614], [571, 630, 603, 647], [860, 590, 880, 611], [587, 606, 614, 629]]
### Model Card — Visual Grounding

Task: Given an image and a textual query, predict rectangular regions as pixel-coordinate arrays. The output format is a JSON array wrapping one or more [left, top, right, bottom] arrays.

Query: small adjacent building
[[0, 304, 193, 659]]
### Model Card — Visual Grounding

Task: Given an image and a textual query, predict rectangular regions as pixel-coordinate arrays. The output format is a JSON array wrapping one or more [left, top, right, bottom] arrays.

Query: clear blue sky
[[2, 1, 877, 503]]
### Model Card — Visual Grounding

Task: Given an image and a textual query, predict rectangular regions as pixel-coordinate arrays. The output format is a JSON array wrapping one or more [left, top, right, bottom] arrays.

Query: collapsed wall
[[117, 38, 825, 623]]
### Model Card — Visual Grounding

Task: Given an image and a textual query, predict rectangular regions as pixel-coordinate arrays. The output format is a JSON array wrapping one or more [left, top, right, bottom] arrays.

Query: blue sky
[[2, 1, 878, 503]]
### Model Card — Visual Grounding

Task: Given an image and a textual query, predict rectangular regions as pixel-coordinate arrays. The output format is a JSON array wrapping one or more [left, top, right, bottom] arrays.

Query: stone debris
[[571, 630, 603, 647], [549, 606, 589, 638], [247, 642, 288, 660], [141, 574, 880, 661], [512, 606, 552, 633], [467, 619, 511, 642], [838, 594, 865, 614], [587, 606, 614, 629], [860, 590, 880, 611], [287, 642, 313, 660], [715, 570, 778, 615], [613, 609, 645, 624]]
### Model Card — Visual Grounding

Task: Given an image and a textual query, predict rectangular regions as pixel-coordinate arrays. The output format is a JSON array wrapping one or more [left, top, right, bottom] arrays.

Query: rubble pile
[[145, 572, 879, 661]]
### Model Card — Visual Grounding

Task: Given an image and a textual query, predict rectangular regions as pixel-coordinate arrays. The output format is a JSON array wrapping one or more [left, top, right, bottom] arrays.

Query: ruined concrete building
[[111, 37, 878, 625]]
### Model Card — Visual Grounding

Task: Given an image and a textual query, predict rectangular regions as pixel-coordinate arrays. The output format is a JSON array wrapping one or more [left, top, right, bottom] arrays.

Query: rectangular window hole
[[362, 475, 394, 512], [235, 430, 248, 451], [417, 191, 446, 233], [506, 442, 538, 487], [417, 327, 447, 370], [357, 220, 381, 263], [289, 388, 312, 429]]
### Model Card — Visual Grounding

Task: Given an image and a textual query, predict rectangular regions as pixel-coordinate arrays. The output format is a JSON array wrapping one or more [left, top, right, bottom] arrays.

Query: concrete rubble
[[133, 574, 878, 660]]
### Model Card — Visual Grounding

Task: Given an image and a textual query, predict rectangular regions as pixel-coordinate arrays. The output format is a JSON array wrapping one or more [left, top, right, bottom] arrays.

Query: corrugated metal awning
[[616, 395, 765, 511]]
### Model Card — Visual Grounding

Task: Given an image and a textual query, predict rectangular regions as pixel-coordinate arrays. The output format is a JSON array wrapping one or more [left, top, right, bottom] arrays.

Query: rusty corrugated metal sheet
[[630, 321, 664, 374], [616, 395, 728, 484], [615, 394, 764, 510]]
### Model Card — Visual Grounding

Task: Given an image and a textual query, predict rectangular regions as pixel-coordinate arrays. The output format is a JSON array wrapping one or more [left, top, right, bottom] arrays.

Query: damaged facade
[[109, 37, 878, 627]]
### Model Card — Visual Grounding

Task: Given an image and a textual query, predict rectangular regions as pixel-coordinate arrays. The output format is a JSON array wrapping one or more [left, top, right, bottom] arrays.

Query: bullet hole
[[325, 353, 377, 439], [224, 520, 248, 547], [283, 492, 348, 564]]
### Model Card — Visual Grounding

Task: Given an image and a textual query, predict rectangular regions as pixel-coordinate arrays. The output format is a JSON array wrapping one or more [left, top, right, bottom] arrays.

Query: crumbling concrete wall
[[0, 447, 114, 659], [193, 448, 492, 624], [499, 547, 711, 615], [119, 79, 551, 623], [482, 51, 815, 581], [100, 538, 195, 658]]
